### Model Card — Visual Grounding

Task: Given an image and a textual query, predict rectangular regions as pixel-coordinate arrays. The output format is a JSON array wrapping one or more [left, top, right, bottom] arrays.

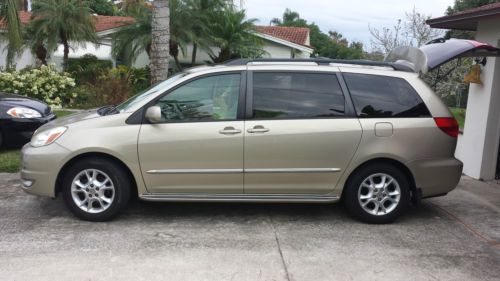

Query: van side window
[[252, 72, 345, 119], [155, 74, 240, 122], [343, 73, 431, 118]]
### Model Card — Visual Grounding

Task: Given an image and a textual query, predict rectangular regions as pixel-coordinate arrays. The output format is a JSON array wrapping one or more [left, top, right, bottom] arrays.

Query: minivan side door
[[243, 70, 362, 194], [138, 72, 245, 194]]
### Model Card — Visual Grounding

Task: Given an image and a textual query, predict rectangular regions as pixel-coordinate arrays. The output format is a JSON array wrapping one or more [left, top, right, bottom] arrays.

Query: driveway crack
[[269, 215, 292, 281]]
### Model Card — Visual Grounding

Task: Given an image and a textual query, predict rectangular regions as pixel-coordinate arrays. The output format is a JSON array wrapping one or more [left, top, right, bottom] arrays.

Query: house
[[0, 12, 313, 70], [427, 3, 500, 180], [0, 11, 134, 69]]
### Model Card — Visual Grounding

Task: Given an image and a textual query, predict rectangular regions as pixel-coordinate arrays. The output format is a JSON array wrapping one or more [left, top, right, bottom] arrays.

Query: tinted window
[[252, 73, 345, 119], [155, 74, 240, 122], [344, 73, 430, 118]]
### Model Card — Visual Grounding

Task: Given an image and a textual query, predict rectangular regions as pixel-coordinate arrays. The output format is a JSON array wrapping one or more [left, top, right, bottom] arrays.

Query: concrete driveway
[[0, 173, 499, 281]]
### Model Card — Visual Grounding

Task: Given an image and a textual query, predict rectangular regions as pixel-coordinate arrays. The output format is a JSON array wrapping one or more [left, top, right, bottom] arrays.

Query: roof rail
[[225, 58, 414, 72]]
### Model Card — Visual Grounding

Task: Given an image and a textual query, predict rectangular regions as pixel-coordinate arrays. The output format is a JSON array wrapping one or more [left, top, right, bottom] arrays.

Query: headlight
[[7, 107, 42, 118], [30, 126, 67, 147]]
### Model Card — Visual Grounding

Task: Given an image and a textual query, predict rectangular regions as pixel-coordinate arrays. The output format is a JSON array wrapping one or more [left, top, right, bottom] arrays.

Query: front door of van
[[244, 71, 362, 194], [138, 73, 245, 194]]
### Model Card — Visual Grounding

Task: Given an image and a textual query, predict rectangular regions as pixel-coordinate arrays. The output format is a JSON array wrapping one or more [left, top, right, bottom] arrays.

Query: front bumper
[[1, 114, 56, 146], [20, 142, 70, 198], [407, 157, 463, 198]]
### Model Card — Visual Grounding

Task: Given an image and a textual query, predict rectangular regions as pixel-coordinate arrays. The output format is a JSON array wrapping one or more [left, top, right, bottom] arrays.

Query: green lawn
[[450, 108, 466, 129], [54, 110, 75, 118], [0, 150, 21, 173]]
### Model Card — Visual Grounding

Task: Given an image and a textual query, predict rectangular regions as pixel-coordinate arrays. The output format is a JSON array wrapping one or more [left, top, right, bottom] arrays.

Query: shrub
[[0, 65, 76, 107], [67, 54, 113, 85]]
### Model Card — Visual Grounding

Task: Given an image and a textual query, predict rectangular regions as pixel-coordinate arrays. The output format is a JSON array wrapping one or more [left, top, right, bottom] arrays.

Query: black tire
[[62, 157, 131, 222], [343, 163, 410, 224]]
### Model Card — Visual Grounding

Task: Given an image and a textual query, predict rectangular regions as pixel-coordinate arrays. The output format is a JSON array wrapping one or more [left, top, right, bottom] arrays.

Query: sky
[[242, 0, 455, 49]]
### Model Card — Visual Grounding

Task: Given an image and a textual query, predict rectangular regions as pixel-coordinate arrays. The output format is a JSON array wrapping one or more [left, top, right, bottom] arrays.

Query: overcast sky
[[242, 0, 454, 49]]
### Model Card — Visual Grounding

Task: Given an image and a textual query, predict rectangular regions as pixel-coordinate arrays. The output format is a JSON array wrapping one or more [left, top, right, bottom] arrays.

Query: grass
[[0, 150, 21, 173], [450, 107, 466, 129], [53, 110, 75, 118]]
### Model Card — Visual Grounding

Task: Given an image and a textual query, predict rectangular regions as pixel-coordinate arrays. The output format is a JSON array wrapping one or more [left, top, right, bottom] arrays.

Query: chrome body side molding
[[146, 168, 341, 174], [244, 168, 341, 173], [147, 169, 243, 174], [139, 193, 340, 203]]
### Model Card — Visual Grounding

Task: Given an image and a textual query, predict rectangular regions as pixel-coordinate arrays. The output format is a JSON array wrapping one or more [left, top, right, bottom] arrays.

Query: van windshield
[[112, 73, 187, 113]]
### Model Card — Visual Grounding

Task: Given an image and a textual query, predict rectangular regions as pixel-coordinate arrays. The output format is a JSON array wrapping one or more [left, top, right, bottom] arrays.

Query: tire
[[343, 163, 410, 224], [62, 158, 131, 222]]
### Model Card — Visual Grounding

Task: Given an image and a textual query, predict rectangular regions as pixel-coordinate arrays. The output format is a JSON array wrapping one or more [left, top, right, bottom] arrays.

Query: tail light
[[434, 117, 459, 138]]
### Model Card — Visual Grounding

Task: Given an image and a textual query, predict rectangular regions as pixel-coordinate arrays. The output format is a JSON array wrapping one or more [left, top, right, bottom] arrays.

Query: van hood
[[384, 38, 500, 73], [38, 109, 101, 132]]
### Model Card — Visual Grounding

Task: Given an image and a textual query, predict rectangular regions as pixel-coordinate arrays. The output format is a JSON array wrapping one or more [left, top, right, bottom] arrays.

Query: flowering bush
[[0, 65, 76, 107]]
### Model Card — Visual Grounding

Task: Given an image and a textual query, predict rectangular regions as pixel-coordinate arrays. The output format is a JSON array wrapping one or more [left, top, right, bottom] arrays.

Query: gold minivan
[[20, 56, 464, 223]]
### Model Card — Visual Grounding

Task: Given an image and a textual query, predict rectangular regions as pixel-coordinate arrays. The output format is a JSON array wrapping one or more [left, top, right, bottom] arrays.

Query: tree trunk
[[191, 43, 197, 66], [35, 44, 48, 66], [150, 0, 170, 83], [63, 40, 69, 71]]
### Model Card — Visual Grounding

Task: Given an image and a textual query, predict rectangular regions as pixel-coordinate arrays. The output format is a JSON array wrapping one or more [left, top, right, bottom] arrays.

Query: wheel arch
[[55, 152, 139, 199], [341, 157, 419, 204]]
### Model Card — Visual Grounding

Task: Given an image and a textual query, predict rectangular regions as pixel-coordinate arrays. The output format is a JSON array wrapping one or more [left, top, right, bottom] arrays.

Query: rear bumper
[[407, 157, 463, 198], [20, 142, 69, 198]]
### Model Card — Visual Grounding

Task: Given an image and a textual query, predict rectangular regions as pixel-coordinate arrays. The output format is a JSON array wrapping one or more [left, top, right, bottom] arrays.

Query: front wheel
[[344, 163, 410, 224], [62, 158, 131, 221]]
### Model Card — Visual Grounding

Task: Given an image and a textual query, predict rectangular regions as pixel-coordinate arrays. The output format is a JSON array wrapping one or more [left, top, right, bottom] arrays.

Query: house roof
[[255, 26, 311, 47], [0, 11, 134, 33], [427, 3, 500, 31]]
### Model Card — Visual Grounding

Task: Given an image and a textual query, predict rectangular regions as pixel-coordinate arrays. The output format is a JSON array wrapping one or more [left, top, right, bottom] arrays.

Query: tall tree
[[209, 6, 263, 63], [369, 8, 442, 54], [186, 0, 227, 66], [272, 8, 363, 59], [112, 5, 152, 64], [30, 0, 99, 71], [150, 0, 170, 83], [0, 0, 24, 68]]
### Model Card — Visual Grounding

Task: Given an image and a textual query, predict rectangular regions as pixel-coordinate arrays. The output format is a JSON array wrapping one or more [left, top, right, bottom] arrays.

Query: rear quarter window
[[343, 73, 431, 118]]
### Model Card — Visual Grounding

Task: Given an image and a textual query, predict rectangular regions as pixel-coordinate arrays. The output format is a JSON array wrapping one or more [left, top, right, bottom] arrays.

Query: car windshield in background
[[113, 73, 187, 113]]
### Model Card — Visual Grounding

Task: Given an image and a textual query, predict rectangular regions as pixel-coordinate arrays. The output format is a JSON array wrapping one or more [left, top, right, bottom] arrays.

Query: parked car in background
[[0, 93, 56, 148]]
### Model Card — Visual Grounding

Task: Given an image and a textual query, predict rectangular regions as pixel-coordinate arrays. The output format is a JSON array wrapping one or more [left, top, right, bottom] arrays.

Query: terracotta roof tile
[[0, 11, 134, 32], [255, 26, 311, 47]]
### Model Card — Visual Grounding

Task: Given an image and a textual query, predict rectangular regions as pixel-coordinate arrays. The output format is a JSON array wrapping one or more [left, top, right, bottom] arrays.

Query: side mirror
[[145, 106, 162, 124]]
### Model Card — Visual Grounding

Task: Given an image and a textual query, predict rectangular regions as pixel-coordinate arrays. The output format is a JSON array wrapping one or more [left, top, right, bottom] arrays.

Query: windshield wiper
[[97, 105, 116, 116]]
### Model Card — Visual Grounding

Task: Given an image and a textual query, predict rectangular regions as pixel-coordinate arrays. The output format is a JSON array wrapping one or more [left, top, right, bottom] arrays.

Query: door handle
[[219, 127, 242, 135], [247, 125, 270, 134]]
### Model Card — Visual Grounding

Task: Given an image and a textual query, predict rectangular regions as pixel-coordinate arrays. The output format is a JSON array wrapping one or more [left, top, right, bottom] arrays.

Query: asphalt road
[[1, 173, 499, 281]]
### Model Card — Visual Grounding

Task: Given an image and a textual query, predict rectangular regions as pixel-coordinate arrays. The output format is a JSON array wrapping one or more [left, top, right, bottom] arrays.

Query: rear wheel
[[62, 158, 131, 221], [344, 163, 410, 224]]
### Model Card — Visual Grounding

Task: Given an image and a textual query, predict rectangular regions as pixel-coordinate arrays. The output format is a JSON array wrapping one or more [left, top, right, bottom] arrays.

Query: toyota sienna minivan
[[22, 40, 484, 223]]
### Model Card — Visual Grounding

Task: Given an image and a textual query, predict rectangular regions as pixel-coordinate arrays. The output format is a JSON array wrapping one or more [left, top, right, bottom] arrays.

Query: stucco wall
[[0, 42, 36, 70], [457, 17, 500, 180]]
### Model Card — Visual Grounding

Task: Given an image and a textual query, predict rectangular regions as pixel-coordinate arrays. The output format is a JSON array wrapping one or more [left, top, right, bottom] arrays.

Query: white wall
[[457, 17, 500, 180], [0, 42, 36, 70], [133, 40, 310, 68]]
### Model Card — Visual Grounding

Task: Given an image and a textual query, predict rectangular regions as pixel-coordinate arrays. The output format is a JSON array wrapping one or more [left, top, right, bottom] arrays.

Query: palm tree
[[0, 0, 23, 68], [209, 7, 263, 63], [150, 0, 170, 83], [30, 0, 99, 71], [112, 6, 152, 65], [185, 0, 227, 66], [114, 0, 197, 72]]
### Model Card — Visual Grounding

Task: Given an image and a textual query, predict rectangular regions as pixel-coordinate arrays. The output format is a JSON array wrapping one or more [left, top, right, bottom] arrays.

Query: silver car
[[20, 57, 463, 223]]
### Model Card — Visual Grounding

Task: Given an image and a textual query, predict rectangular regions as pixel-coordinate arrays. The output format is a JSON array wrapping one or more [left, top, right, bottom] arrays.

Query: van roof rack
[[225, 58, 414, 72]]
